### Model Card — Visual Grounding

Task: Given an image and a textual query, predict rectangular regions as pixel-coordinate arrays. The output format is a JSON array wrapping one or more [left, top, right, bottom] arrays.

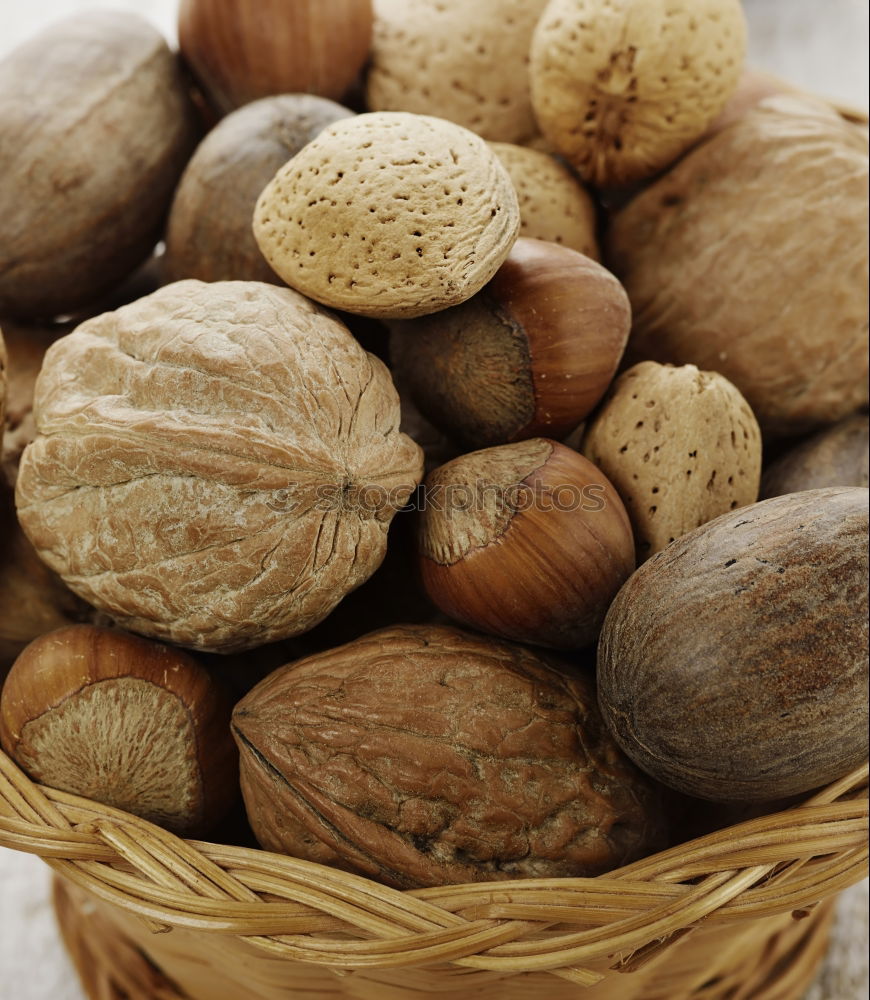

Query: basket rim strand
[[0, 748, 866, 985]]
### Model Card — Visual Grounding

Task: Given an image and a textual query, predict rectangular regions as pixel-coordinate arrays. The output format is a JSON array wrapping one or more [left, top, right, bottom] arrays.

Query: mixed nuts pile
[[0, 0, 867, 892]]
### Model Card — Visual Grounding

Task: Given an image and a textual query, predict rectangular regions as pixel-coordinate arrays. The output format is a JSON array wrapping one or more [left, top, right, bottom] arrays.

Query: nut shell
[[165, 95, 354, 285], [598, 488, 869, 801], [0, 625, 237, 835], [233, 624, 664, 888], [489, 143, 599, 257], [582, 362, 762, 560], [253, 112, 521, 319], [366, 0, 549, 143], [607, 97, 869, 438], [761, 415, 869, 499], [529, 0, 746, 187], [15, 280, 423, 652], [0, 11, 198, 319]]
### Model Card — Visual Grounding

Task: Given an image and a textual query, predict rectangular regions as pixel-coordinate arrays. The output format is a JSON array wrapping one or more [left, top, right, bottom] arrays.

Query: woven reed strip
[[1, 748, 867, 980]]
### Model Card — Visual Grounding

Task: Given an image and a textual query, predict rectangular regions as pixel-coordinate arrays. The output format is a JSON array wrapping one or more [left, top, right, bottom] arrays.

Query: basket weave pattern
[[0, 746, 866, 998]]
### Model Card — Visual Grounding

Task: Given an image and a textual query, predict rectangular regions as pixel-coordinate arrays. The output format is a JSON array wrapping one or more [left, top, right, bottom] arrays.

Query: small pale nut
[[366, 0, 550, 143], [233, 624, 665, 888], [418, 439, 635, 649], [253, 112, 521, 319], [529, 0, 747, 187], [165, 95, 355, 285], [607, 97, 869, 437], [582, 362, 762, 561], [0, 625, 238, 836], [15, 281, 423, 653], [489, 143, 599, 258]]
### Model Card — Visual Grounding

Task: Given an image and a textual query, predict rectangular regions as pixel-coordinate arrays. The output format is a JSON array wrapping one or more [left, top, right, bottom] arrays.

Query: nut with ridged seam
[[418, 439, 634, 649], [529, 0, 746, 187], [253, 112, 521, 319], [0, 625, 238, 835], [366, 0, 550, 143], [15, 280, 423, 653], [489, 143, 599, 257]]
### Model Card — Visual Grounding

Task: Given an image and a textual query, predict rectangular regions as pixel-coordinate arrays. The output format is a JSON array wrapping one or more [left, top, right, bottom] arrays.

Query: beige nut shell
[[607, 97, 869, 438], [530, 0, 746, 187], [253, 112, 520, 319], [489, 143, 599, 258], [15, 281, 423, 653], [582, 362, 761, 561], [366, 0, 550, 144]]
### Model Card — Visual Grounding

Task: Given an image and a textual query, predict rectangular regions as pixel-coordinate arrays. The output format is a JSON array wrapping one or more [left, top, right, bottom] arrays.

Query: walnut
[[15, 281, 423, 653], [233, 624, 665, 888]]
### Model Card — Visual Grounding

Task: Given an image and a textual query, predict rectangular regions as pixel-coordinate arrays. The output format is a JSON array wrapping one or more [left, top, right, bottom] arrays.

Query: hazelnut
[[529, 0, 747, 187], [366, 0, 550, 143], [393, 238, 631, 450], [0, 11, 199, 319], [178, 0, 373, 114], [761, 414, 870, 499], [417, 439, 634, 649], [607, 97, 869, 438], [253, 112, 521, 319], [0, 625, 238, 835], [598, 488, 869, 801], [489, 143, 600, 258], [16, 280, 423, 652], [164, 95, 354, 285], [581, 362, 762, 561], [233, 624, 665, 888]]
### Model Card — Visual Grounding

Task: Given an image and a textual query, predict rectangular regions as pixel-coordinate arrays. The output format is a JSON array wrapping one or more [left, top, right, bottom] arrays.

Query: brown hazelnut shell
[[418, 439, 635, 649], [393, 238, 631, 450], [0, 625, 238, 836]]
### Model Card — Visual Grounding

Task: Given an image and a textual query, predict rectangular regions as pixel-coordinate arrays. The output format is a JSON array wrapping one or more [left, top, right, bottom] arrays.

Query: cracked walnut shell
[[253, 112, 520, 319], [15, 281, 423, 653], [233, 624, 665, 888]]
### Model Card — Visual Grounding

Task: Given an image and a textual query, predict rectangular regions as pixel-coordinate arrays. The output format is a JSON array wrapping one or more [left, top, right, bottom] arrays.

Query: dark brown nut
[[607, 97, 869, 439], [0, 11, 199, 320], [15, 280, 423, 653], [0, 625, 238, 836], [761, 414, 869, 499], [418, 440, 635, 649], [598, 488, 869, 801], [178, 0, 373, 114], [392, 239, 631, 450], [164, 95, 354, 285], [232, 624, 665, 888]]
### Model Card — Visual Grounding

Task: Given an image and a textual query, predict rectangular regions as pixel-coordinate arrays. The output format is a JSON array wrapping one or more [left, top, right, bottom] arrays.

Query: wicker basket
[[0, 748, 866, 1000]]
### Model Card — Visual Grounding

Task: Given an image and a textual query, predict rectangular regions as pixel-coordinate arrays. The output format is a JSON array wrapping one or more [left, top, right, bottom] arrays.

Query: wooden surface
[[0, 1, 867, 999]]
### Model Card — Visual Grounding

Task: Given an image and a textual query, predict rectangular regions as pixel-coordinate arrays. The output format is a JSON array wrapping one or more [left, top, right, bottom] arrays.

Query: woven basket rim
[[1, 747, 866, 983]]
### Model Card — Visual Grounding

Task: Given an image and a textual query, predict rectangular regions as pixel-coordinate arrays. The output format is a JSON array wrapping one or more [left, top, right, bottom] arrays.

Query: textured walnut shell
[[489, 144, 599, 258], [164, 95, 354, 285], [761, 415, 869, 500], [582, 362, 762, 561], [0, 625, 238, 835], [529, 0, 746, 187], [607, 97, 869, 439], [598, 488, 869, 801], [253, 112, 520, 319], [366, 0, 549, 143], [178, 0, 373, 114], [0, 11, 198, 319], [392, 238, 630, 449], [233, 624, 664, 888], [418, 439, 635, 649], [15, 281, 423, 653]]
